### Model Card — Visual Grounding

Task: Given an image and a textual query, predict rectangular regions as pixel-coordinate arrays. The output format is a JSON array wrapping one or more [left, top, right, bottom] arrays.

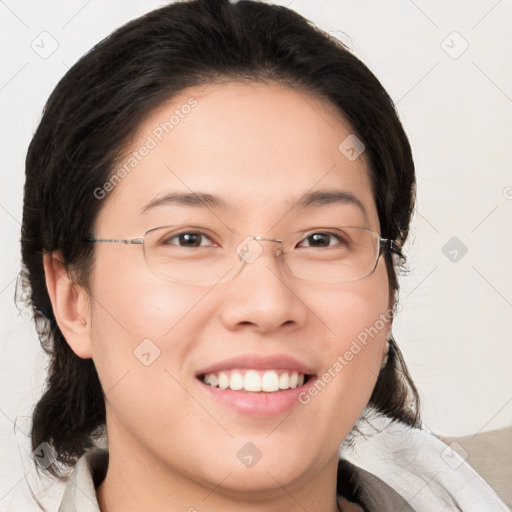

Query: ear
[[386, 291, 396, 344], [381, 338, 390, 363], [383, 300, 393, 364], [43, 251, 93, 359]]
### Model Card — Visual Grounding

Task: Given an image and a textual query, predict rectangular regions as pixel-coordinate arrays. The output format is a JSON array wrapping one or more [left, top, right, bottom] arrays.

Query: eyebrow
[[292, 189, 367, 218], [140, 192, 226, 213], [140, 188, 367, 217]]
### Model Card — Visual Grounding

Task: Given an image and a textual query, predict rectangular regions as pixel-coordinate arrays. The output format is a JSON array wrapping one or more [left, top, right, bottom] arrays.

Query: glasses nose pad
[[234, 236, 284, 267], [235, 236, 265, 264]]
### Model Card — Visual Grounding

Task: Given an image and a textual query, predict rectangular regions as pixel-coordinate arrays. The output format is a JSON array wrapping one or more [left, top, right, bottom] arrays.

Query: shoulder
[[339, 411, 511, 512]]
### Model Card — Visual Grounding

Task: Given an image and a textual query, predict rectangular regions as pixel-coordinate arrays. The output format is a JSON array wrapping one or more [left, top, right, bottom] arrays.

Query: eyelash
[[164, 231, 216, 247], [163, 231, 346, 248]]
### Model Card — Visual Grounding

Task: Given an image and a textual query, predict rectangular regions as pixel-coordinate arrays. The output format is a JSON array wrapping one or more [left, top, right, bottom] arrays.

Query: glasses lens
[[285, 226, 380, 283], [142, 225, 381, 284], [143, 226, 237, 283]]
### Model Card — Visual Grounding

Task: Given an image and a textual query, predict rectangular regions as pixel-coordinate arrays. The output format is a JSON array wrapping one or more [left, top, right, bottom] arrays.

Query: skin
[[44, 81, 393, 512]]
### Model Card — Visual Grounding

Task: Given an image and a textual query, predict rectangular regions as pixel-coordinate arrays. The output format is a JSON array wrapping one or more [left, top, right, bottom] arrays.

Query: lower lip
[[197, 377, 316, 417]]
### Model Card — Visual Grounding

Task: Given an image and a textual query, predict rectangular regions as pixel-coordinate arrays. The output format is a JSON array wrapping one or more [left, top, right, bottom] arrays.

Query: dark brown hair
[[20, 0, 420, 480]]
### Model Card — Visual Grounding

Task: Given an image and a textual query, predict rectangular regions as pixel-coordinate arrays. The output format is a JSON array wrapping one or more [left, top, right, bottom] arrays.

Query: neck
[[96, 439, 343, 512]]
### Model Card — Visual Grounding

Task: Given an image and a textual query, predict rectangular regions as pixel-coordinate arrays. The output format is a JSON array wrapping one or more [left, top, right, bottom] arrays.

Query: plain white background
[[1, 0, 511, 509]]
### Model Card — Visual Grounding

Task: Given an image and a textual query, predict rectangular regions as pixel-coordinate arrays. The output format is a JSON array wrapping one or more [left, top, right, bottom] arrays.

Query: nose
[[218, 237, 308, 334]]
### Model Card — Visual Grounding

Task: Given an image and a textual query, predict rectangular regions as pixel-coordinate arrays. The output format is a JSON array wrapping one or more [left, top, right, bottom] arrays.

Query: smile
[[195, 354, 316, 416], [199, 369, 309, 392]]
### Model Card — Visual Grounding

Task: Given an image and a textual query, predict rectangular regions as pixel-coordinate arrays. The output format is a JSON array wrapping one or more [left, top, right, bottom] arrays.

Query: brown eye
[[162, 232, 214, 247], [298, 232, 343, 248]]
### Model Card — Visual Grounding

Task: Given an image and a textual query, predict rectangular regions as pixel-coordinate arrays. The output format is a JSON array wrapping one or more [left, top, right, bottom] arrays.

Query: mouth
[[194, 354, 316, 417], [197, 369, 312, 392]]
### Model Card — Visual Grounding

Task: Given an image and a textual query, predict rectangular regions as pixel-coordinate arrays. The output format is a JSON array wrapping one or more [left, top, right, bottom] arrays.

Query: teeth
[[201, 369, 307, 392], [218, 372, 229, 390], [244, 370, 261, 391], [278, 372, 289, 389], [230, 371, 244, 391], [261, 371, 279, 392]]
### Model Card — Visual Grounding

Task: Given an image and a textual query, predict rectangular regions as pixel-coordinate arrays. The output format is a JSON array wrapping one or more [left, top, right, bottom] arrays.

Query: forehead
[[96, 80, 379, 231]]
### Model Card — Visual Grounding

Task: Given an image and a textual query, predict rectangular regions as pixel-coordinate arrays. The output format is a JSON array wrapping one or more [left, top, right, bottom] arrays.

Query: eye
[[162, 231, 215, 248], [297, 232, 345, 248]]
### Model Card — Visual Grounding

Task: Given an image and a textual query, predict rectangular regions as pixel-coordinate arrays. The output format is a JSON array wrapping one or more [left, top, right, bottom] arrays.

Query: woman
[[20, 0, 509, 510]]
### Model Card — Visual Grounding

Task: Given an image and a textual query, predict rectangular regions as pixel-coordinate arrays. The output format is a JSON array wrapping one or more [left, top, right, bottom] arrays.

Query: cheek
[[87, 253, 211, 390], [87, 268, 216, 450], [317, 262, 391, 350], [307, 264, 391, 411]]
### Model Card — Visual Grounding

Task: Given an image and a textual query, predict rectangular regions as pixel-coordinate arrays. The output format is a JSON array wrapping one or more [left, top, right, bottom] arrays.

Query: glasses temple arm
[[380, 239, 406, 263], [86, 238, 144, 244]]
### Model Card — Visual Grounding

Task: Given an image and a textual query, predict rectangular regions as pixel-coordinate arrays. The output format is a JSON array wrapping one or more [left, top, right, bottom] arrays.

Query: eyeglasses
[[87, 224, 404, 285]]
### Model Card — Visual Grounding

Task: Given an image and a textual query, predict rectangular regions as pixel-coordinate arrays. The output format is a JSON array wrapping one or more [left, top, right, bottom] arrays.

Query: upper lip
[[196, 354, 316, 377]]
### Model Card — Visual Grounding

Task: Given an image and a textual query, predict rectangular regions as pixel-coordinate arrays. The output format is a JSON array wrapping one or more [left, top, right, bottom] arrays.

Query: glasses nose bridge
[[233, 235, 286, 278], [242, 235, 285, 256], [251, 236, 286, 258], [253, 235, 283, 246]]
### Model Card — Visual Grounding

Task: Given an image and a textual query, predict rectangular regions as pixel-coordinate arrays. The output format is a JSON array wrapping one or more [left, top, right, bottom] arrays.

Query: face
[[83, 81, 392, 501]]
